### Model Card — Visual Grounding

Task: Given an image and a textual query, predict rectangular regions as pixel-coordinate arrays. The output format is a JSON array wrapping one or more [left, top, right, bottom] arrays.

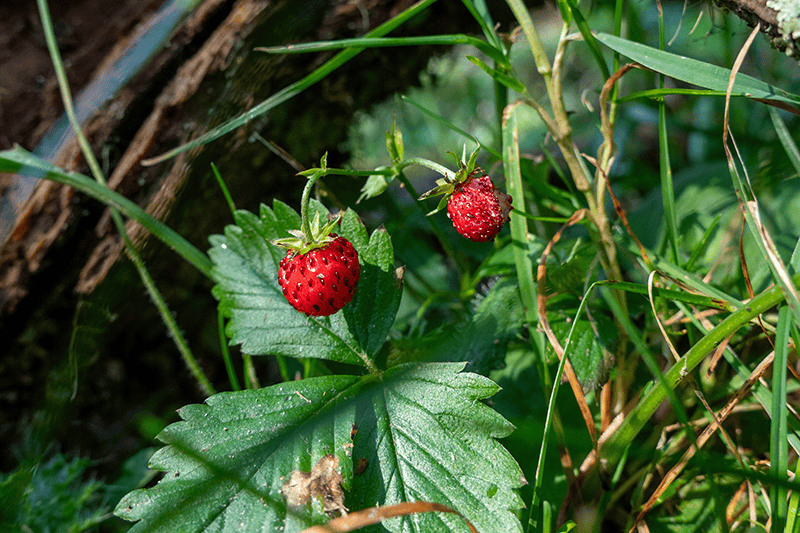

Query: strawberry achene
[[446, 172, 512, 242], [278, 234, 360, 317]]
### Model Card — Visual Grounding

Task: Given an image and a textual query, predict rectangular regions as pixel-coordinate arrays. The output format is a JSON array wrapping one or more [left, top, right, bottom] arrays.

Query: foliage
[[0, 452, 137, 533], [3, 0, 800, 531]]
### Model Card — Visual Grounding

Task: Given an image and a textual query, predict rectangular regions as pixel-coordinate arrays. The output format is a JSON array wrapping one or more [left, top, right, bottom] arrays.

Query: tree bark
[[714, 0, 800, 60]]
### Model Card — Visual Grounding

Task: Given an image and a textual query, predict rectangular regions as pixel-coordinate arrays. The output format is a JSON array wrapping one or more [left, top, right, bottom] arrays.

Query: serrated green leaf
[[337, 208, 369, 252], [115, 363, 525, 533], [546, 241, 597, 296], [547, 314, 614, 392], [358, 173, 395, 202], [351, 363, 524, 533], [338, 210, 403, 357], [453, 277, 525, 375], [210, 201, 400, 365], [115, 374, 360, 532], [389, 277, 524, 375]]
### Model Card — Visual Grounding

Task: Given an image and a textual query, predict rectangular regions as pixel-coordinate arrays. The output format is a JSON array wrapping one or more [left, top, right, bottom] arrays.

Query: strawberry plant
[[4, 0, 800, 532]]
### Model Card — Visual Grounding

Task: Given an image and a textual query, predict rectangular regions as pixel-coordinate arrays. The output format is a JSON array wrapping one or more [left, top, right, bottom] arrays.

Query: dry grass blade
[[629, 351, 775, 531], [597, 63, 646, 172], [705, 335, 732, 378], [723, 24, 800, 326], [298, 501, 478, 533], [646, 271, 681, 363], [536, 208, 597, 445], [727, 480, 749, 526]]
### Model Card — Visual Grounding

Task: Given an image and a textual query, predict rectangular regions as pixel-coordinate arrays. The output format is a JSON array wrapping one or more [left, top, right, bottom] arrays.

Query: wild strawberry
[[446, 171, 512, 242], [278, 233, 360, 317]]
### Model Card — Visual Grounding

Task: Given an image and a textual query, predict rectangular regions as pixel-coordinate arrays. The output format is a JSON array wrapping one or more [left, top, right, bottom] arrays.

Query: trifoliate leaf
[[114, 375, 360, 533], [210, 201, 400, 365], [115, 363, 525, 533]]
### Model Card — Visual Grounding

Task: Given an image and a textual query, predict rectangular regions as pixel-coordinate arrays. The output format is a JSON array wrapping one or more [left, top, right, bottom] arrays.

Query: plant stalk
[[37, 0, 214, 396]]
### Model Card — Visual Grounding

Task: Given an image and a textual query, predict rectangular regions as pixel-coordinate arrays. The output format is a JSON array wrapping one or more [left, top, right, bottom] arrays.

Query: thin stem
[[507, 0, 624, 297], [505, 0, 552, 82], [529, 280, 598, 531], [37, 0, 214, 396], [218, 311, 241, 391], [399, 157, 456, 180], [300, 170, 325, 238], [243, 353, 260, 389], [134, 249, 215, 395]]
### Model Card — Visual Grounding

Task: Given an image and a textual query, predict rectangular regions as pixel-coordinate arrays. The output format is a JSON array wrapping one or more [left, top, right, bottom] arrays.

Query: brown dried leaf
[[299, 501, 478, 533], [281, 454, 348, 517]]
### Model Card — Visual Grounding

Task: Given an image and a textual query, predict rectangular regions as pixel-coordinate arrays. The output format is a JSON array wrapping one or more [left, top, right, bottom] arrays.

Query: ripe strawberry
[[446, 171, 512, 242], [278, 234, 360, 317]]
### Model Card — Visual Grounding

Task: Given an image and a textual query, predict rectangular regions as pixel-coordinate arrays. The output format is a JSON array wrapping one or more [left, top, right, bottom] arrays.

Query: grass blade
[[659, 96, 679, 262], [502, 103, 538, 326], [598, 274, 800, 470], [460, 0, 504, 51], [564, 0, 610, 80], [466, 55, 527, 93], [0, 146, 213, 279], [258, 34, 509, 66], [721, 28, 800, 329], [528, 285, 592, 532], [400, 96, 502, 159], [601, 281, 732, 311], [769, 105, 800, 177], [771, 306, 791, 531], [655, 5, 679, 264], [596, 33, 800, 106], [619, 88, 734, 102], [36, 0, 213, 396]]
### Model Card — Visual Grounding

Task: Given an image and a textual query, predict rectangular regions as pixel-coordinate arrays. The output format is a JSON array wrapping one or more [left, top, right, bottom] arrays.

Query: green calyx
[[272, 211, 341, 255], [417, 143, 483, 216]]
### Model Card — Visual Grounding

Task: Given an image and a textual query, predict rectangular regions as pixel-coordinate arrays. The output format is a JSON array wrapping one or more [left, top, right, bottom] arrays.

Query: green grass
[[3, 0, 800, 531]]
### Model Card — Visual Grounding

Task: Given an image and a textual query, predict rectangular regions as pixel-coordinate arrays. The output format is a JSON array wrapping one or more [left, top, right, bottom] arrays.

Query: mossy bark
[[714, 0, 800, 59]]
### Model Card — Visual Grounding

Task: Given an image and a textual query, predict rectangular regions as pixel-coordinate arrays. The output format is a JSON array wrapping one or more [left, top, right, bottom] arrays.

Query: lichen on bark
[[714, 0, 800, 59]]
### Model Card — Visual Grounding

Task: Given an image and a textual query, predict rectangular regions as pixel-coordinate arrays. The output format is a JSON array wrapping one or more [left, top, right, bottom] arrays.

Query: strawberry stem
[[398, 157, 456, 181], [299, 170, 324, 240]]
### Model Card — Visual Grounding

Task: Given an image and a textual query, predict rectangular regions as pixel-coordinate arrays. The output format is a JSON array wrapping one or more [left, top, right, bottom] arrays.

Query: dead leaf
[[281, 454, 348, 517]]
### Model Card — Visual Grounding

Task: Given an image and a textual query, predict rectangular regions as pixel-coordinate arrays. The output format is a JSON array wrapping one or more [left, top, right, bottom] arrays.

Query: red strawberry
[[278, 234, 360, 317], [446, 171, 512, 242]]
